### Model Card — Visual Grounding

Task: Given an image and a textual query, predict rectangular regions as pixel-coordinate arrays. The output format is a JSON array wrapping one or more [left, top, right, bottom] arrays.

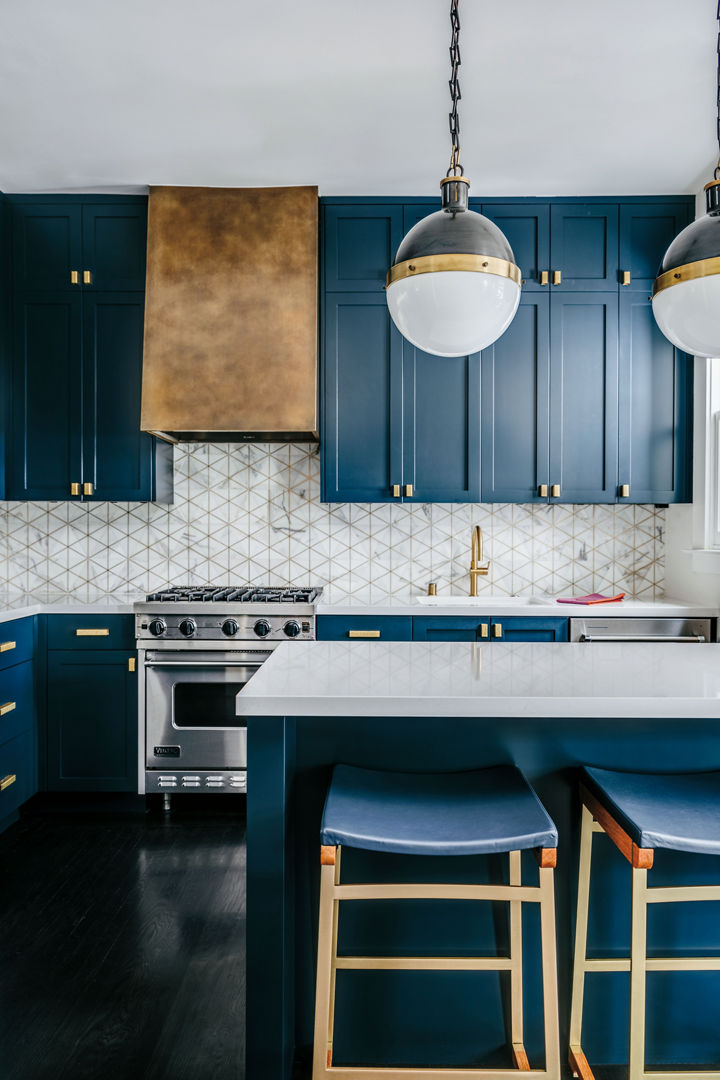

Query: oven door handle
[[579, 634, 706, 643], [144, 660, 266, 668]]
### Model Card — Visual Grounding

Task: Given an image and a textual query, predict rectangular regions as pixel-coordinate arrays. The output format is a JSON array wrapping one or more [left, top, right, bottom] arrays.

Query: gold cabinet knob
[[551, 484, 561, 498], [0, 641, 16, 653], [128, 657, 136, 672], [83, 270, 92, 285], [552, 269, 562, 285], [404, 484, 413, 497], [70, 270, 79, 285], [391, 484, 401, 498], [71, 482, 81, 496], [621, 270, 631, 286], [619, 484, 630, 498], [538, 484, 548, 498], [348, 630, 381, 639], [479, 624, 489, 639], [0, 774, 16, 792], [0, 701, 16, 716], [539, 270, 549, 286], [83, 482, 94, 496], [493, 623, 503, 638]]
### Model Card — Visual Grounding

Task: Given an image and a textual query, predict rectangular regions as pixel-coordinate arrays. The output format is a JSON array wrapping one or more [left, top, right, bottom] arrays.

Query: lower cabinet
[[317, 615, 412, 641], [46, 615, 137, 791], [0, 617, 38, 833], [412, 616, 569, 642]]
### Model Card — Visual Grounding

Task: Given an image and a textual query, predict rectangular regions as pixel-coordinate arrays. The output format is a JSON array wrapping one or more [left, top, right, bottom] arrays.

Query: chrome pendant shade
[[386, 2, 521, 358], [652, 4, 720, 358]]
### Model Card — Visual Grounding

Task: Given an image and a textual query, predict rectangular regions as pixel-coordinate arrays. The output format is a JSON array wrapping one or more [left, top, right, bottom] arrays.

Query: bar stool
[[570, 766, 720, 1080], [312, 764, 561, 1079]]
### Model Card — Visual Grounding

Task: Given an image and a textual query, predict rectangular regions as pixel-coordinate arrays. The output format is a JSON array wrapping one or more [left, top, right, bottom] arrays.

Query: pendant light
[[652, 2, 720, 358], [386, 0, 521, 358]]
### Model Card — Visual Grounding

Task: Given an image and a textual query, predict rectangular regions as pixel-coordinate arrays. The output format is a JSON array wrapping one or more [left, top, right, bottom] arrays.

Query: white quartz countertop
[[0, 594, 139, 624], [236, 640, 720, 719], [316, 596, 718, 618]]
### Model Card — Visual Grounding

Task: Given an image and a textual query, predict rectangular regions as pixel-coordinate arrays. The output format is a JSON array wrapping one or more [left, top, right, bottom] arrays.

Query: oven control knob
[[179, 618, 197, 638], [222, 619, 239, 637], [148, 618, 167, 637], [283, 620, 301, 638], [254, 619, 272, 638]]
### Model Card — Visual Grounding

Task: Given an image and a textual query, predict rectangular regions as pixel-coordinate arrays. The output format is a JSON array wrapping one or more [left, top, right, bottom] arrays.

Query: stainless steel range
[[135, 586, 322, 797]]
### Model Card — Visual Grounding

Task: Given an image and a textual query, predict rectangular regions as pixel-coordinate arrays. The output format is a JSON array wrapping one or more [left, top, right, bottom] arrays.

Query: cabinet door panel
[[317, 616, 412, 641], [322, 294, 403, 502], [82, 202, 148, 291], [412, 617, 492, 641], [0, 730, 36, 825], [46, 650, 137, 792], [550, 204, 619, 290], [10, 202, 82, 292], [481, 294, 550, 502], [481, 203, 551, 290], [402, 346, 480, 502], [324, 205, 403, 292], [619, 202, 693, 292], [549, 292, 619, 503], [82, 292, 155, 500], [8, 294, 83, 500], [492, 617, 568, 642], [618, 293, 692, 503]]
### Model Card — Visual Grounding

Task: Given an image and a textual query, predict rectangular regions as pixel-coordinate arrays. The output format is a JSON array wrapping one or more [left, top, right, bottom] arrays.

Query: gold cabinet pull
[[619, 484, 630, 498], [391, 484, 401, 498], [621, 270, 631, 286], [493, 624, 503, 639], [71, 270, 79, 285], [83, 482, 94, 496], [76, 628, 110, 637], [539, 270, 549, 286], [0, 774, 16, 792], [538, 484, 548, 498], [0, 701, 16, 716], [128, 657, 136, 672], [348, 630, 381, 639], [404, 484, 413, 497], [479, 624, 489, 639], [0, 641, 16, 653], [551, 484, 561, 498], [83, 270, 92, 285], [552, 269, 562, 285], [71, 482, 81, 496]]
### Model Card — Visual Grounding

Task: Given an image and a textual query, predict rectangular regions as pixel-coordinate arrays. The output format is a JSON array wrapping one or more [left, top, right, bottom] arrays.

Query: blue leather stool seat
[[582, 765, 720, 856], [321, 763, 558, 856]]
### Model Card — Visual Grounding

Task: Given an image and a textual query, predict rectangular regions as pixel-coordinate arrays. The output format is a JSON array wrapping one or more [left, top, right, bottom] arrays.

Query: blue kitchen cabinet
[[317, 615, 413, 641], [46, 614, 137, 792], [5, 195, 172, 502], [619, 201, 693, 292], [550, 203, 619, 290], [618, 292, 692, 504], [548, 291, 619, 503], [323, 204, 403, 293], [481, 294, 550, 502], [0, 617, 38, 835], [412, 616, 568, 641], [481, 202, 551, 290]]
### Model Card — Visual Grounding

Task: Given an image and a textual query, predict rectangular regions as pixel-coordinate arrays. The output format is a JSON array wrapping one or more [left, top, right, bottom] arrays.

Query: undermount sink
[[415, 595, 550, 606]]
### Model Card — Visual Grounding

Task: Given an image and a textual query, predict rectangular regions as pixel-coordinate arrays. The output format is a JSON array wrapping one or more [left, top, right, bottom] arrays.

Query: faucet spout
[[469, 525, 489, 596]]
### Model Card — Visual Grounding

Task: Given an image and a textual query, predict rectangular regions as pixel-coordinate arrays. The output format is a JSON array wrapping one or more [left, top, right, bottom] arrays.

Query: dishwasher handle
[[580, 634, 706, 643]]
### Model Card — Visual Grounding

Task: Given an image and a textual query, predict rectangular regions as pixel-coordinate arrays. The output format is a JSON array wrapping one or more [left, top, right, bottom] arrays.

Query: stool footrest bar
[[334, 883, 542, 902], [647, 884, 720, 903], [585, 956, 720, 972], [322, 1069, 557, 1079], [336, 955, 512, 971]]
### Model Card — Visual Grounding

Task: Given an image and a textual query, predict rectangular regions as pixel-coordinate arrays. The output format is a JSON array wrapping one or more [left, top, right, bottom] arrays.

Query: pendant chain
[[447, 0, 463, 176], [716, 0, 720, 178]]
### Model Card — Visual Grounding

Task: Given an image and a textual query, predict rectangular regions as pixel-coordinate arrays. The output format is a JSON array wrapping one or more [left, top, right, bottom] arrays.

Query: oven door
[[144, 650, 268, 770]]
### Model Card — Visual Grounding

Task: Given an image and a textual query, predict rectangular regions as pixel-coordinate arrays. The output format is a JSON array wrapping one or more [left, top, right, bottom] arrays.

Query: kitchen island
[[238, 641, 720, 1079]]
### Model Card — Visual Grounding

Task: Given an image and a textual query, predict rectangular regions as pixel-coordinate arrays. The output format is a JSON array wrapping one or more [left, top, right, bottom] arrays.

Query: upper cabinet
[[319, 195, 695, 505], [4, 196, 172, 502]]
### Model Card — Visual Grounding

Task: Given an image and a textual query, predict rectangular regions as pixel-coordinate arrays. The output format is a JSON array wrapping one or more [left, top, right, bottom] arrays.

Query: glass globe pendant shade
[[652, 180, 720, 358], [386, 177, 522, 357]]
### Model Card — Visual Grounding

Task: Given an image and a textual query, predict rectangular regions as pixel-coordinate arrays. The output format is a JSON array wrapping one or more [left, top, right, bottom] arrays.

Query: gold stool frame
[[569, 784, 720, 1080], [312, 843, 561, 1080]]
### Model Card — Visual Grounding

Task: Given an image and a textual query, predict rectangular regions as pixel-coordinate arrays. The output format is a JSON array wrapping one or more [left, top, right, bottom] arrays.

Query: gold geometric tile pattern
[[0, 443, 665, 600]]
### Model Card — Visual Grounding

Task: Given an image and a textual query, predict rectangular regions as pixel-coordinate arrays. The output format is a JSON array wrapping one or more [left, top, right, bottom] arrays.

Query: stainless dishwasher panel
[[569, 617, 713, 643]]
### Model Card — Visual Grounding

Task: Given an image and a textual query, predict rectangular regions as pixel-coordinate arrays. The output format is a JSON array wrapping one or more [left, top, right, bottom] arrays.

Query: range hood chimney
[[141, 186, 318, 442]]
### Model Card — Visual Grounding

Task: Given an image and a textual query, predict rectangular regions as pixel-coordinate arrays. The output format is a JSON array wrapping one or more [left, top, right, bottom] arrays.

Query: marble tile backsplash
[[0, 443, 665, 601]]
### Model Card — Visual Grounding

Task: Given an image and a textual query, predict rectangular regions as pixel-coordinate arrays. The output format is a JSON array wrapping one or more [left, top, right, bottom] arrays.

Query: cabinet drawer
[[0, 661, 34, 746], [0, 730, 35, 822], [317, 615, 412, 641], [0, 618, 34, 671], [48, 614, 135, 651]]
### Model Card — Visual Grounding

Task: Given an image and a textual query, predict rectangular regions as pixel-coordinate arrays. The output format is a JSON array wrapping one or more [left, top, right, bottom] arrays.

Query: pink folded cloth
[[556, 592, 626, 605]]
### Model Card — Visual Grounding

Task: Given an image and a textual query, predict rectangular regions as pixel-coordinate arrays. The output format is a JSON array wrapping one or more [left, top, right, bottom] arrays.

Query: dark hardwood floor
[[0, 797, 246, 1080]]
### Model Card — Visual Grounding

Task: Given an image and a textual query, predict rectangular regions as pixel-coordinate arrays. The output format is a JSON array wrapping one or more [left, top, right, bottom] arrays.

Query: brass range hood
[[141, 186, 318, 442]]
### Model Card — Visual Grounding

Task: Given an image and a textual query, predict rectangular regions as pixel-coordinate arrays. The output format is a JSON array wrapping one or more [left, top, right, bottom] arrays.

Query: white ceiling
[[0, 0, 717, 196]]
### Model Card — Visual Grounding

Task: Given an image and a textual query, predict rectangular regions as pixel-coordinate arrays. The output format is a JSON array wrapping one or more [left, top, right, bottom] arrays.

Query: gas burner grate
[[145, 585, 322, 603]]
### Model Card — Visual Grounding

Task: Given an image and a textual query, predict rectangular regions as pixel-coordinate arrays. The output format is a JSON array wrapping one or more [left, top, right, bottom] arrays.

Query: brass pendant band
[[386, 253, 522, 289], [653, 256, 720, 297]]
